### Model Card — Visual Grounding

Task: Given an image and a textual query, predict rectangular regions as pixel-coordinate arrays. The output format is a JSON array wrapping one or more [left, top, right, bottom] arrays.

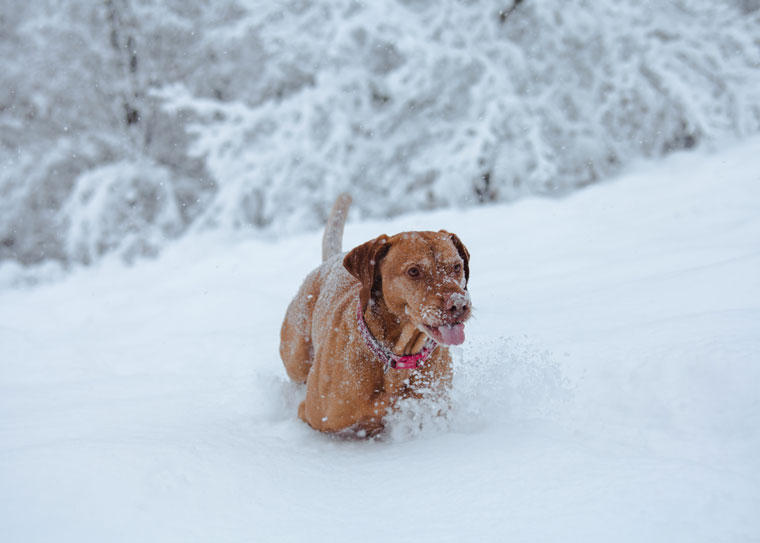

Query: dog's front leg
[[350, 390, 396, 436]]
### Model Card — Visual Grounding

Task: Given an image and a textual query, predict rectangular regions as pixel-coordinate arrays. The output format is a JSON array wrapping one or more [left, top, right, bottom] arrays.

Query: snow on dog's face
[[344, 230, 471, 346]]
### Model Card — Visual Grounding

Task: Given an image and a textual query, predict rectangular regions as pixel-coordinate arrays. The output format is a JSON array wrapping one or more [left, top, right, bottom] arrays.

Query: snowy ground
[[2, 140, 759, 542]]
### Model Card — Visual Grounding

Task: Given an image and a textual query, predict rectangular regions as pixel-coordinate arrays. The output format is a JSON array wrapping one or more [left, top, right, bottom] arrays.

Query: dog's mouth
[[422, 323, 466, 346]]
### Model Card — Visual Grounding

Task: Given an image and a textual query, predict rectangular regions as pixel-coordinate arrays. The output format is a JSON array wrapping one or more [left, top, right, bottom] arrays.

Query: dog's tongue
[[438, 323, 465, 345]]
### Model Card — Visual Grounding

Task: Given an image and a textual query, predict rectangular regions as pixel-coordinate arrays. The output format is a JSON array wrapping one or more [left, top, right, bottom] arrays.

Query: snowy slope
[[1, 140, 760, 542]]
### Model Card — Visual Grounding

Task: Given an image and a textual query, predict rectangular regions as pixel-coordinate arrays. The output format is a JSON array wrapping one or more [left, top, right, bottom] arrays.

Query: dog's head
[[344, 230, 471, 346]]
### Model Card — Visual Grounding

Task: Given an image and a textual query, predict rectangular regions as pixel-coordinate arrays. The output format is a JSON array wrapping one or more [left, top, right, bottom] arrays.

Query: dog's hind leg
[[279, 272, 319, 383]]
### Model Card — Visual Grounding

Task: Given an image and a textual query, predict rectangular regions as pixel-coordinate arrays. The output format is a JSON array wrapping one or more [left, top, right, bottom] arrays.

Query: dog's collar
[[356, 302, 437, 372]]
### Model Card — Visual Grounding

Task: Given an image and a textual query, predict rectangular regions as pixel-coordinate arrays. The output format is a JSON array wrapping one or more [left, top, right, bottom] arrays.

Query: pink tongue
[[438, 323, 465, 345]]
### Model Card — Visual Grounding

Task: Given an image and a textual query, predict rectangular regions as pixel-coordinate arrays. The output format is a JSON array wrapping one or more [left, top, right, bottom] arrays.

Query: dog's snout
[[445, 292, 471, 319]]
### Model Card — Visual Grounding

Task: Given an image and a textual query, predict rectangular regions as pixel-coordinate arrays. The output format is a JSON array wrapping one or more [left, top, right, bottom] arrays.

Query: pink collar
[[356, 302, 437, 371]]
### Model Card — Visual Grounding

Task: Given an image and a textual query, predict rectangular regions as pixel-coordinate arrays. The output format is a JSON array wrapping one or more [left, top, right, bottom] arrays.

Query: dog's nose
[[445, 292, 471, 318]]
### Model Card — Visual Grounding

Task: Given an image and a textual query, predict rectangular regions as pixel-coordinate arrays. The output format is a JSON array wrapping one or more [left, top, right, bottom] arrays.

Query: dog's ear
[[440, 230, 470, 288], [343, 234, 391, 310]]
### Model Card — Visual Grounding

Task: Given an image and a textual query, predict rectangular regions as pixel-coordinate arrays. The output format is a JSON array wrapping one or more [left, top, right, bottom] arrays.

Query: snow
[[2, 139, 760, 542], [4, 1, 760, 266]]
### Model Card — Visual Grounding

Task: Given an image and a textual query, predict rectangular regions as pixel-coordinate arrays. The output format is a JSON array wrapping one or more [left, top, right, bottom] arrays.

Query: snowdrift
[[1, 139, 759, 541]]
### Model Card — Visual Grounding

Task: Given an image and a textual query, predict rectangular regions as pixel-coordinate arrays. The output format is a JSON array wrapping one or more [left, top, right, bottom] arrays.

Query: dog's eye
[[407, 267, 420, 278], [453, 264, 462, 273]]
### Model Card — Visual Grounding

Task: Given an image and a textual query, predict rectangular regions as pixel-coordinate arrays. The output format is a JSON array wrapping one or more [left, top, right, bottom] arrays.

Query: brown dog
[[279, 194, 471, 435]]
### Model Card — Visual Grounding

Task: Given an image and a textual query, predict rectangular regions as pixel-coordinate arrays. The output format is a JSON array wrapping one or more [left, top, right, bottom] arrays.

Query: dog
[[279, 194, 471, 435]]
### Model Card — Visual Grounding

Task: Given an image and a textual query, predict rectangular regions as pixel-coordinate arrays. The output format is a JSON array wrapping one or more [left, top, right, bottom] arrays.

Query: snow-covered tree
[[1, 0, 759, 267], [0, 0, 216, 265]]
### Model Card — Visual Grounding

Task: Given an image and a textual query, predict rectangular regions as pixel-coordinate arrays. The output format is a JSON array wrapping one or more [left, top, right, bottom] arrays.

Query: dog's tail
[[322, 193, 352, 262]]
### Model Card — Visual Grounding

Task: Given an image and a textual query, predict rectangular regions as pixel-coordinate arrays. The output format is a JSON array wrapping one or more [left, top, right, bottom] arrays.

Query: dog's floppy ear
[[440, 230, 470, 288], [343, 234, 391, 310]]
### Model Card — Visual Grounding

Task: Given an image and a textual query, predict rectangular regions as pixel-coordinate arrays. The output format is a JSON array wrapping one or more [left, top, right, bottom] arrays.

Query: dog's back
[[280, 194, 354, 383]]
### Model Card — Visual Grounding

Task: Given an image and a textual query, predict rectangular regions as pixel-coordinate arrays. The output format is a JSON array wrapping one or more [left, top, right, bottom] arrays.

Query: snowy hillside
[[2, 0, 760, 266], [2, 139, 759, 542]]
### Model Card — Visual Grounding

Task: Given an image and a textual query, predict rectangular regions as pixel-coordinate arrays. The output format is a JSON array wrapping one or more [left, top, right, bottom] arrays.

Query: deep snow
[[1, 140, 760, 542]]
